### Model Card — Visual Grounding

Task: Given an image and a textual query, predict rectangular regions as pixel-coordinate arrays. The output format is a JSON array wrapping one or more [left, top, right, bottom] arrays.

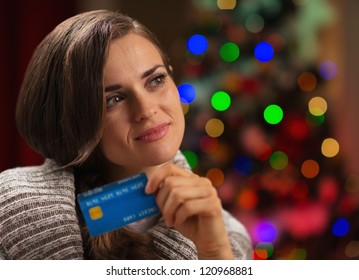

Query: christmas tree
[[179, 0, 359, 259]]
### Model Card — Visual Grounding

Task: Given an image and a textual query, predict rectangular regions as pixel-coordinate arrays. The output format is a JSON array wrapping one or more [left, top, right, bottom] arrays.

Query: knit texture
[[0, 151, 252, 259]]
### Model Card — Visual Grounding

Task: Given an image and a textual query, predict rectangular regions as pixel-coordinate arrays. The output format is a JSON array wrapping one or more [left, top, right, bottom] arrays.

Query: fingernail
[[145, 183, 151, 194]]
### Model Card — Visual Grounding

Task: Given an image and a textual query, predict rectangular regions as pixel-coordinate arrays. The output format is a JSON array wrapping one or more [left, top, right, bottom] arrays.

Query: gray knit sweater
[[0, 151, 252, 260]]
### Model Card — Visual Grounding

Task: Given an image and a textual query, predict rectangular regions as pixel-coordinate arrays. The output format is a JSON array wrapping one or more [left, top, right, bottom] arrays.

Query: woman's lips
[[135, 123, 170, 142]]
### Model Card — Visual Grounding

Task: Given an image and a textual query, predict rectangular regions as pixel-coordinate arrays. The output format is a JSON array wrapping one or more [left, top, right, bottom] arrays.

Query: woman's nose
[[131, 91, 157, 122]]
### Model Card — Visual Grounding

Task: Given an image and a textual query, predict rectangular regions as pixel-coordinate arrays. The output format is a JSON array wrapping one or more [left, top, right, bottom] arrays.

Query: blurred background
[[1, 0, 358, 259]]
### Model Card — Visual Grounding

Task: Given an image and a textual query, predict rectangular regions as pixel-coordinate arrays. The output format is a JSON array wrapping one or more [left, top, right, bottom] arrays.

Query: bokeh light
[[181, 102, 190, 115], [181, 0, 351, 261], [205, 118, 225, 137], [338, 195, 357, 215], [240, 125, 271, 160], [264, 104, 283, 125], [321, 138, 340, 158], [254, 42, 274, 62], [217, 0, 237, 10], [318, 177, 339, 205], [255, 143, 272, 161], [217, 180, 236, 204], [280, 203, 329, 239], [211, 90, 231, 111], [345, 241, 359, 258], [288, 248, 307, 260], [308, 96, 328, 116], [209, 142, 231, 165], [297, 71, 317, 92], [269, 151, 288, 170], [182, 150, 198, 169], [256, 221, 277, 242], [319, 60, 338, 80], [234, 156, 253, 175], [178, 83, 196, 104], [206, 168, 225, 187], [287, 117, 310, 140], [245, 14, 265, 33], [199, 135, 219, 153], [301, 159, 320, 178], [220, 42, 240, 62], [332, 218, 350, 237], [254, 242, 274, 259], [237, 189, 258, 210], [187, 34, 208, 55], [305, 111, 325, 126]]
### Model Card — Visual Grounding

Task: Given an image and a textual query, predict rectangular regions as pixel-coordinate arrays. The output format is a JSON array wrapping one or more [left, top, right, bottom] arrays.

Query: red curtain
[[0, 0, 76, 171]]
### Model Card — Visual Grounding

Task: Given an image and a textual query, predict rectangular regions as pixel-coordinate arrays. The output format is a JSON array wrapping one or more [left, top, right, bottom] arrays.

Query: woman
[[0, 10, 252, 260]]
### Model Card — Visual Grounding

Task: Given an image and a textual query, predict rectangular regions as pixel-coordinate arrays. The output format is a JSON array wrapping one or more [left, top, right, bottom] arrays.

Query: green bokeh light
[[211, 91, 231, 111], [269, 151, 288, 170], [264, 104, 283, 124], [289, 248, 307, 260], [182, 150, 198, 169], [255, 242, 275, 258], [220, 42, 240, 62], [306, 111, 325, 126]]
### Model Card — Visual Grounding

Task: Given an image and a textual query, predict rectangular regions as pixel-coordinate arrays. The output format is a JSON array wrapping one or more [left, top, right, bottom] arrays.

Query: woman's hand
[[145, 163, 234, 259]]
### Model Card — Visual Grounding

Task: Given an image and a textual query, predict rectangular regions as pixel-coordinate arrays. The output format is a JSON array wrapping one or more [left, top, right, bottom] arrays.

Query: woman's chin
[[141, 148, 179, 167]]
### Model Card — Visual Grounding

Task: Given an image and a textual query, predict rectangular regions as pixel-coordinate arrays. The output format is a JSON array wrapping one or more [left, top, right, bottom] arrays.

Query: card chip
[[89, 206, 103, 220]]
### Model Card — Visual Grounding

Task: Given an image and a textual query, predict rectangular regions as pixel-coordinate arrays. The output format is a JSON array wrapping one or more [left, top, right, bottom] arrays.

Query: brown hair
[[16, 9, 171, 167], [16, 10, 173, 259]]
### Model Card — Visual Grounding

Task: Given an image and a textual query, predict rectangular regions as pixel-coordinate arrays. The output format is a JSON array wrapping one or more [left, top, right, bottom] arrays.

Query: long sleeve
[[222, 210, 253, 259], [0, 245, 7, 260], [0, 160, 84, 259]]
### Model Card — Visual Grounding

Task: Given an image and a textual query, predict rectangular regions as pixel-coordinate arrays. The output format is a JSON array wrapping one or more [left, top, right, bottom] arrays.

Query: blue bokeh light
[[332, 218, 350, 237], [235, 156, 253, 175], [187, 34, 208, 55], [178, 83, 196, 104], [254, 42, 274, 62]]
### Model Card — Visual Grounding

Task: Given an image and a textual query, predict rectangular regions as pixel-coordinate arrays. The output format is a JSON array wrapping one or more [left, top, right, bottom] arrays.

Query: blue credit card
[[77, 173, 159, 237]]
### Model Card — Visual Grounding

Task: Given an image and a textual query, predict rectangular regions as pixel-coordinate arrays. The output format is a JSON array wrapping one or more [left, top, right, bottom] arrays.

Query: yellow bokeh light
[[321, 138, 340, 158], [308, 96, 327, 116], [181, 102, 190, 115], [205, 118, 225, 137], [217, 0, 237, 10]]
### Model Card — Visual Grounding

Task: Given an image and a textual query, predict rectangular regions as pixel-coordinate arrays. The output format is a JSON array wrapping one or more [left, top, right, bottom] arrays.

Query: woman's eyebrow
[[104, 84, 121, 93], [141, 65, 166, 79], [104, 65, 166, 93]]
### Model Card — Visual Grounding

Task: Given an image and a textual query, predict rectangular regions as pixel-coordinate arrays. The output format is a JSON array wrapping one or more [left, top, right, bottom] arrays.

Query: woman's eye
[[148, 73, 168, 89], [106, 94, 125, 107]]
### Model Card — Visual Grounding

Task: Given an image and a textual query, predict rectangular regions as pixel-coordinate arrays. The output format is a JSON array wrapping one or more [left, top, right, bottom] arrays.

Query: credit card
[[77, 173, 159, 237]]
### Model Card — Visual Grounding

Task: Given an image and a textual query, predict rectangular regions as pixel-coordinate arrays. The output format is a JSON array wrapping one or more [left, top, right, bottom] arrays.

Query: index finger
[[145, 163, 193, 194]]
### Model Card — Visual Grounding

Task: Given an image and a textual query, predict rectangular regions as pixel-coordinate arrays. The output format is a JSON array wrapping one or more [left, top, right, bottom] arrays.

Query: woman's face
[[99, 33, 185, 178]]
